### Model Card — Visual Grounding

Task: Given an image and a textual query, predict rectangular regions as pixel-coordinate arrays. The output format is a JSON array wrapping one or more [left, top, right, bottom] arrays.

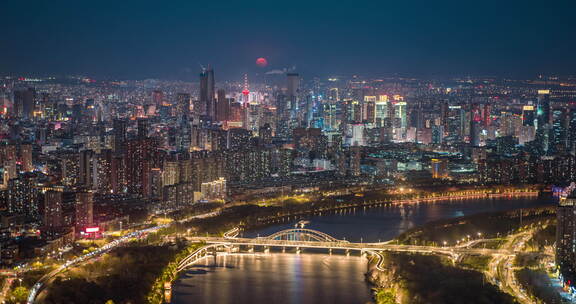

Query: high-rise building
[[176, 93, 191, 119], [522, 105, 535, 127], [113, 118, 127, 155], [7, 173, 39, 219], [13, 88, 35, 119], [137, 118, 149, 139], [125, 138, 154, 197], [287, 73, 300, 120], [557, 186, 576, 286], [537, 90, 551, 129], [79, 150, 96, 189], [259, 123, 273, 146], [44, 189, 63, 228], [20, 143, 33, 172], [216, 89, 229, 122], [199, 67, 215, 119], [470, 103, 483, 146], [75, 190, 94, 231]]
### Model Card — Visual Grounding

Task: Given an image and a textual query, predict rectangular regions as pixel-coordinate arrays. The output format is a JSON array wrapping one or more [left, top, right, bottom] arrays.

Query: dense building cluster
[[1, 72, 576, 265]]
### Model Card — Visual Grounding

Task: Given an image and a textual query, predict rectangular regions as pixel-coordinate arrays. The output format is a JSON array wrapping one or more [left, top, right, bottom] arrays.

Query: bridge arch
[[262, 228, 345, 243]]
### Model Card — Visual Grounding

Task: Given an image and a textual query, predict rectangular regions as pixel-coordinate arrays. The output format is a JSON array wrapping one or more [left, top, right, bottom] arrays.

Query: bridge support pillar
[[264, 246, 270, 253], [282, 247, 286, 253], [296, 247, 301, 254], [346, 249, 350, 257], [248, 246, 254, 253], [329, 248, 332, 255]]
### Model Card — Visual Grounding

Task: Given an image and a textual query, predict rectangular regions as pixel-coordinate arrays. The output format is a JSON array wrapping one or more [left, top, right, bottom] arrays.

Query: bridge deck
[[186, 237, 513, 256]]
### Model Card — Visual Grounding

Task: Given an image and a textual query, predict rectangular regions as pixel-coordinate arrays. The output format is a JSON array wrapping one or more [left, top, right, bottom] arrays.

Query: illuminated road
[[486, 231, 535, 304], [27, 209, 222, 304]]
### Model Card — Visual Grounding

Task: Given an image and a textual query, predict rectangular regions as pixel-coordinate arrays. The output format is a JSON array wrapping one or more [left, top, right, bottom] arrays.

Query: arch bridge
[[178, 227, 512, 271], [262, 228, 345, 243]]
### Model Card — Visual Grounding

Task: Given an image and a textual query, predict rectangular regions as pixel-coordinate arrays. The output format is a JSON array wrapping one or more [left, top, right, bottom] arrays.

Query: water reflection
[[172, 253, 372, 304], [173, 197, 554, 303]]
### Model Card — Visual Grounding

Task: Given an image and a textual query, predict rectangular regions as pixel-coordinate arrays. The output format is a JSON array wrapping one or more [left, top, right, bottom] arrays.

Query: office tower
[[13, 88, 35, 119], [287, 73, 300, 121], [363, 98, 375, 124], [431, 158, 448, 179], [216, 89, 229, 122], [75, 190, 94, 231], [522, 105, 535, 126], [537, 90, 551, 128], [550, 109, 569, 154], [557, 188, 576, 284], [287, 73, 300, 101], [199, 67, 215, 119], [374, 97, 389, 127], [470, 103, 482, 146], [44, 189, 63, 228], [394, 101, 408, 137], [113, 118, 127, 154], [137, 118, 149, 139], [152, 90, 164, 106], [176, 93, 191, 119], [440, 101, 449, 129]]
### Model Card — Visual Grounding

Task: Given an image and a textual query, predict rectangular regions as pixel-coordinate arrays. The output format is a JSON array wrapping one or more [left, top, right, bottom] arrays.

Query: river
[[172, 196, 555, 304]]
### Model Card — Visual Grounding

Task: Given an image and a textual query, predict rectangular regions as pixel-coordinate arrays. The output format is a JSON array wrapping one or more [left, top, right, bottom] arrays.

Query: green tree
[[12, 286, 29, 303]]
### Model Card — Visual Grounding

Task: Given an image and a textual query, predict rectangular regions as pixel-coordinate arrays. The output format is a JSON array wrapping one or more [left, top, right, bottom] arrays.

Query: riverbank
[[176, 187, 542, 237], [365, 252, 515, 304]]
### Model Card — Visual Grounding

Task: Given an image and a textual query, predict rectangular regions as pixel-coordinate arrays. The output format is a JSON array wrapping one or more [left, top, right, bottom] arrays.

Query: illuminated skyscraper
[[537, 90, 551, 128]]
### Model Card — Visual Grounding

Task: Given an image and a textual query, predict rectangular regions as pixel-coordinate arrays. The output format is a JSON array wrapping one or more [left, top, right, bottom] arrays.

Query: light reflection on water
[[173, 197, 554, 304], [172, 253, 372, 304]]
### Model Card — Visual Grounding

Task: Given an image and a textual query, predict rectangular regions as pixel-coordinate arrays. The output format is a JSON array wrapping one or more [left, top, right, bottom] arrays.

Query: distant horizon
[[2, 71, 576, 83], [1, 1, 575, 81]]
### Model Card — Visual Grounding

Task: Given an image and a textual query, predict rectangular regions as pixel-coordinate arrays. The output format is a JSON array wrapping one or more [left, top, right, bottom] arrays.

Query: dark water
[[172, 196, 554, 304]]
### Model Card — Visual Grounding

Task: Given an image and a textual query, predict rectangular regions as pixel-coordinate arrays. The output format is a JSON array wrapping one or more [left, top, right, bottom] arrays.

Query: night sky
[[1, 0, 575, 80]]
